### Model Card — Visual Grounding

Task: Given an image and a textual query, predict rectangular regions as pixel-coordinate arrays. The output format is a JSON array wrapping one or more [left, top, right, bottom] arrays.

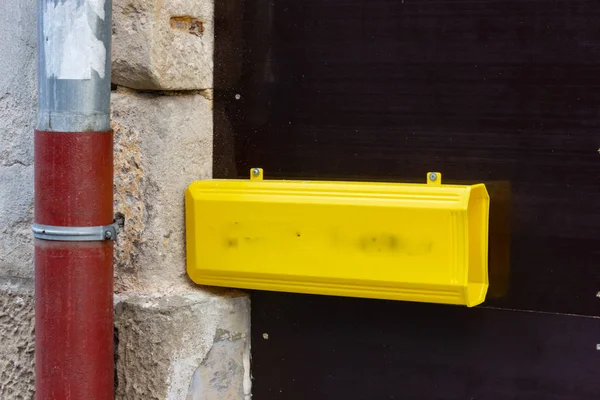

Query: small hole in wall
[[170, 16, 204, 37]]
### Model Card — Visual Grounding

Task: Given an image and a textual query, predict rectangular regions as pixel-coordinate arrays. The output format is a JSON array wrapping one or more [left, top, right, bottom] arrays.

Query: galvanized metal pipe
[[35, 1, 114, 399], [37, 0, 112, 132]]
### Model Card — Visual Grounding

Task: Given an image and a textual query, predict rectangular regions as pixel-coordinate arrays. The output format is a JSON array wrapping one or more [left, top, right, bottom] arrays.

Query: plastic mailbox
[[186, 171, 490, 307]]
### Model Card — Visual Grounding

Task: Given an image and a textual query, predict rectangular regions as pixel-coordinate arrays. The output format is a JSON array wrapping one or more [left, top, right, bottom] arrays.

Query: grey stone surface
[[112, 0, 214, 90], [111, 88, 213, 292], [115, 291, 251, 400], [0, 0, 37, 280], [0, 2, 37, 399], [0, 279, 35, 400]]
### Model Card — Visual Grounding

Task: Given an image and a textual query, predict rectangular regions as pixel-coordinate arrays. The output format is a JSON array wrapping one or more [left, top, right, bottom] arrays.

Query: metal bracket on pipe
[[32, 216, 124, 242]]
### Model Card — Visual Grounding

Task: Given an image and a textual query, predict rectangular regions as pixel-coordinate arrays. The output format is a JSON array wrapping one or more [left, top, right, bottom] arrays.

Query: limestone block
[[115, 291, 251, 400], [0, 165, 34, 279], [0, 279, 35, 400], [112, 0, 213, 90], [111, 89, 212, 291]]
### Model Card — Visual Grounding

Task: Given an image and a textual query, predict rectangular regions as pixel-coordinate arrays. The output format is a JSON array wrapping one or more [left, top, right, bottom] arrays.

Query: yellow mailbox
[[186, 170, 489, 307]]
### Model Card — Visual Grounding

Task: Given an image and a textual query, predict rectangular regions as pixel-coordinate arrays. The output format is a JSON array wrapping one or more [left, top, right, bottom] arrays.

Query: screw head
[[252, 168, 260, 176], [429, 172, 438, 181], [104, 231, 113, 240]]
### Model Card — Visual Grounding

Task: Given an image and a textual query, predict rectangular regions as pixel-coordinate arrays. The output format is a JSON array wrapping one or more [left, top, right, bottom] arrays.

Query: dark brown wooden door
[[215, 1, 600, 398]]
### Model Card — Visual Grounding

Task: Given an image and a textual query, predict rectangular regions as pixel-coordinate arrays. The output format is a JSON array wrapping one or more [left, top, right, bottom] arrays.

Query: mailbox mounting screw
[[252, 168, 260, 176], [429, 172, 438, 181]]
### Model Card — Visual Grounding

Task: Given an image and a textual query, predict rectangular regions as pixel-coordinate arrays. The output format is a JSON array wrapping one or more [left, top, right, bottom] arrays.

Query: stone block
[[112, 0, 213, 90], [111, 89, 212, 291], [115, 291, 251, 400], [0, 279, 35, 400], [0, 165, 34, 279]]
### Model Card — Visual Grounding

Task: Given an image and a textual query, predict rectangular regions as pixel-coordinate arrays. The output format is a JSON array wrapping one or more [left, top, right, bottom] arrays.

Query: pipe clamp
[[32, 218, 123, 242]]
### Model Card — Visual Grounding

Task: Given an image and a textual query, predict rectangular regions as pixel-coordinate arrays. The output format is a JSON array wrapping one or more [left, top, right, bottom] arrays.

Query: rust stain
[[170, 16, 204, 37]]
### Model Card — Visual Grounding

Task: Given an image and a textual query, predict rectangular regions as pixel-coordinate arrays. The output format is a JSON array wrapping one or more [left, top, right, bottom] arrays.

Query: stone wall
[[0, 0, 37, 397], [0, 280, 35, 400], [111, 88, 213, 292], [0, 0, 250, 398], [0, 0, 36, 282], [114, 292, 250, 400]]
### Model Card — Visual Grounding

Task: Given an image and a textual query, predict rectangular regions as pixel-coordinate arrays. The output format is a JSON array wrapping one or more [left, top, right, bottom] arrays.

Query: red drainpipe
[[34, 1, 115, 399]]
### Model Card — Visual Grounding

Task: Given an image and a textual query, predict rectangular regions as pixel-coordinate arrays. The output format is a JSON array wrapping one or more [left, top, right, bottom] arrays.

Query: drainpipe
[[34, 1, 114, 399]]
